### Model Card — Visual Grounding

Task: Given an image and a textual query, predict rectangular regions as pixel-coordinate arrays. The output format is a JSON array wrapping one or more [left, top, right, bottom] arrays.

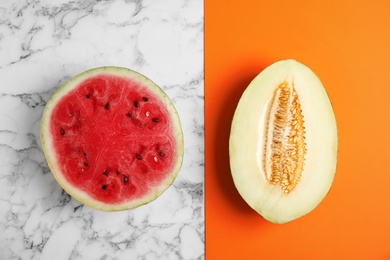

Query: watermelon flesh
[[41, 67, 183, 211]]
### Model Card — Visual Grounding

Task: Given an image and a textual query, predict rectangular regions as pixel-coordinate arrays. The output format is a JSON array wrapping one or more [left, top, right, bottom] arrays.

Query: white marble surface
[[0, 0, 204, 259]]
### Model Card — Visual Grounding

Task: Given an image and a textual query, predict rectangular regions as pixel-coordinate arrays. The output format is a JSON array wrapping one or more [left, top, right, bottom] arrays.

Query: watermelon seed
[[84, 162, 89, 167], [134, 101, 139, 108], [142, 97, 148, 102], [159, 152, 164, 157], [146, 111, 150, 117], [86, 94, 91, 99], [154, 156, 158, 162], [84, 152, 87, 157], [102, 184, 108, 190], [104, 103, 109, 110], [60, 128, 65, 135], [103, 170, 108, 175], [152, 118, 159, 123], [127, 112, 133, 118], [136, 154, 142, 160], [116, 170, 120, 175], [123, 176, 129, 183]]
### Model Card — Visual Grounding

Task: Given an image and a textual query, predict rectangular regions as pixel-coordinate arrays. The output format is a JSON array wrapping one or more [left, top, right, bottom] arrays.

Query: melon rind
[[229, 59, 338, 224], [41, 67, 184, 211]]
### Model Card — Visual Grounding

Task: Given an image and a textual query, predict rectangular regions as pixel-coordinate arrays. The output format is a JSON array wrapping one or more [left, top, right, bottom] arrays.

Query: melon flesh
[[229, 60, 338, 224], [41, 67, 184, 211]]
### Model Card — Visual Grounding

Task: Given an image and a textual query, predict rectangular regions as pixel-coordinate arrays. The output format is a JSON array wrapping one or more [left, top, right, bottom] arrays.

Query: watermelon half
[[40, 67, 184, 211]]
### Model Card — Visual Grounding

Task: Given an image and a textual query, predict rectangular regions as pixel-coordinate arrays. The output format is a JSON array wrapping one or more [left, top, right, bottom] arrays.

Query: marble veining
[[0, 0, 204, 259]]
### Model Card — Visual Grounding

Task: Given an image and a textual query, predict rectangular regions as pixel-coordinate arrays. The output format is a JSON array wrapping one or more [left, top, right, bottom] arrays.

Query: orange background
[[205, 0, 390, 259]]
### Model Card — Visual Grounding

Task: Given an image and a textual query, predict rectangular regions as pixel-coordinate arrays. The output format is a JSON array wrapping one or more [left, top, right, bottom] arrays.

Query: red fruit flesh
[[50, 74, 176, 204]]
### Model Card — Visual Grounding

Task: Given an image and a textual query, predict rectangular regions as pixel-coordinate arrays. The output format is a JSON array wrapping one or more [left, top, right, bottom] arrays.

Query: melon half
[[229, 60, 338, 224], [41, 67, 184, 211]]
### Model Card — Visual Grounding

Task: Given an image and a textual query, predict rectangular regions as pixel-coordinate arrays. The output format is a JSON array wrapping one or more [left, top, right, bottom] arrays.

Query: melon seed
[[123, 176, 129, 183], [86, 94, 91, 99], [159, 152, 164, 157], [84, 162, 89, 167], [102, 184, 108, 190], [264, 81, 306, 194], [60, 128, 65, 135], [136, 154, 142, 160], [103, 170, 108, 175], [142, 97, 148, 102], [127, 112, 133, 118], [152, 118, 159, 123], [116, 170, 120, 175], [104, 103, 109, 110], [134, 101, 139, 108]]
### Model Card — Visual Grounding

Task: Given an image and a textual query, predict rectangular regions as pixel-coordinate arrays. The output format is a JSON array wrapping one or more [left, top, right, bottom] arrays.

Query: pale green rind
[[41, 66, 184, 211], [229, 59, 338, 224]]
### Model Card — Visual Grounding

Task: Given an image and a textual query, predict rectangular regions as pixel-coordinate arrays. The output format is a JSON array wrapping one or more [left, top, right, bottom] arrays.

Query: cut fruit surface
[[229, 59, 338, 224], [41, 67, 184, 211]]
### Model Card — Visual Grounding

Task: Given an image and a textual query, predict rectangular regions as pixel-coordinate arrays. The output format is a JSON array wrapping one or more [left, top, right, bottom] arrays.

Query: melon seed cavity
[[264, 81, 306, 194]]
